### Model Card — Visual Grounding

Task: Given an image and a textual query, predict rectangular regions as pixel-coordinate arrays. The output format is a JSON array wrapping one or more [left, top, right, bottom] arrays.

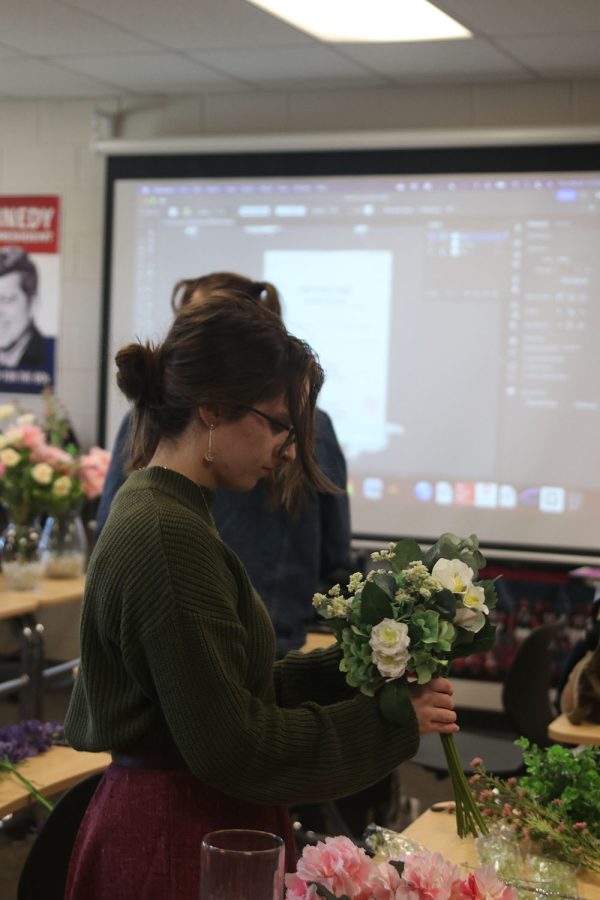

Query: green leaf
[[390, 539, 423, 573], [449, 621, 496, 660], [360, 580, 394, 625], [378, 679, 412, 725], [431, 588, 457, 619]]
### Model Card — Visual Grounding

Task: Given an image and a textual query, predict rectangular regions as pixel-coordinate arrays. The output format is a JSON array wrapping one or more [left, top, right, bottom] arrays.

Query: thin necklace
[[147, 465, 213, 521]]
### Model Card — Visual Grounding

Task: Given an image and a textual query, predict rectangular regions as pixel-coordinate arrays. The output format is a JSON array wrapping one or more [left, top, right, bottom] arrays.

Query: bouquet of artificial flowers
[[313, 533, 498, 838], [285, 834, 517, 899]]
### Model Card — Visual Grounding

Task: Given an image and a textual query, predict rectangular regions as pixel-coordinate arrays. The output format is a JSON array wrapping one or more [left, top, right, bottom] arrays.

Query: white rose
[[454, 606, 486, 633], [31, 462, 54, 485], [16, 413, 36, 426], [370, 619, 410, 680], [0, 447, 21, 467], [432, 558, 473, 594], [372, 650, 410, 680], [52, 475, 73, 497]]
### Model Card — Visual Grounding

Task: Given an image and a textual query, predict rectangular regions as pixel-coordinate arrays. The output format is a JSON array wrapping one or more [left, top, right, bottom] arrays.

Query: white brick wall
[[1, 80, 600, 447]]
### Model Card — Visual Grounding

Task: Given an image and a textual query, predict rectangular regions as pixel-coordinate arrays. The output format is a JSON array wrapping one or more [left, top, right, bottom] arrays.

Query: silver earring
[[204, 424, 215, 463]]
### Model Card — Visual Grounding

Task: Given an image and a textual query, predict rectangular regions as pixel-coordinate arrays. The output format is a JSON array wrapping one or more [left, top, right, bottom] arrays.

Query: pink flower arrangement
[[0, 403, 110, 521], [285, 837, 517, 900]]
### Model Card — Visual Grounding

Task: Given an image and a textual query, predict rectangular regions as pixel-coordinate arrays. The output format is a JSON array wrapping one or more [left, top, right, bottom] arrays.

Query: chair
[[412, 622, 562, 778], [17, 772, 102, 900]]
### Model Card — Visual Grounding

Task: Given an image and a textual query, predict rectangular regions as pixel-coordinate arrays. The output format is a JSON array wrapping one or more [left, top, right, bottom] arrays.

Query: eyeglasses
[[245, 406, 296, 455]]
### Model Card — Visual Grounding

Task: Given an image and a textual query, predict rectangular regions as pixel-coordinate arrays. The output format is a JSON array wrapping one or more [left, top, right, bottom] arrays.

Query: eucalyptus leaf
[[390, 538, 423, 573]]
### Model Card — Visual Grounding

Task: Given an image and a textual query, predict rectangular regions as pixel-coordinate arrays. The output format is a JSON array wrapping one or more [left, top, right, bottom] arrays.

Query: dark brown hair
[[0, 246, 38, 299], [115, 289, 333, 507], [171, 272, 282, 318]]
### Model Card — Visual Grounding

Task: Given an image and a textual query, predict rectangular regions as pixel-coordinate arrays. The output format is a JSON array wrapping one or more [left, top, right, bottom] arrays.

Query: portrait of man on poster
[[0, 245, 54, 390]]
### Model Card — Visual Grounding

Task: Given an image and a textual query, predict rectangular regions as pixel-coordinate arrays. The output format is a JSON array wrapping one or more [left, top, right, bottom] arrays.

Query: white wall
[[2, 79, 600, 448]]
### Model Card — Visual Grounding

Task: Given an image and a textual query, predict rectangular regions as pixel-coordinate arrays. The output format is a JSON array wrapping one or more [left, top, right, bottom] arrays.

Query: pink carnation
[[451, 868, 517, 900], [366, 859, 404, 900], [284, 872, 319, 900], [398, 851, 462, 899], [286, 836, 374, 900]]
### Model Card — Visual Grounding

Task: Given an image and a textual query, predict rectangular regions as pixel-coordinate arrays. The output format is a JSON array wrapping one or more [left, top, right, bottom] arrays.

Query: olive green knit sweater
[[65, 467, 419, 805]]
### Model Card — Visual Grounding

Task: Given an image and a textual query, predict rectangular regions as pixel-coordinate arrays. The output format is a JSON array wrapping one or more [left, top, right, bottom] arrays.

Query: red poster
[[0, 196, 60, 254]]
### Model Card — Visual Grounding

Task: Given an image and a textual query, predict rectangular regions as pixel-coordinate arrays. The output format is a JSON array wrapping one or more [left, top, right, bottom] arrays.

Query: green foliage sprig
[[470, 742, 600, 873]]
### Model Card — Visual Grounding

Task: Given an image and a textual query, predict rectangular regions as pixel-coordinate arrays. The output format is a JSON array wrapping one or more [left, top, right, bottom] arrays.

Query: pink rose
[[20, 424, 47, 450], [77, 447, 110, 498], [30, 442, 75, 472]]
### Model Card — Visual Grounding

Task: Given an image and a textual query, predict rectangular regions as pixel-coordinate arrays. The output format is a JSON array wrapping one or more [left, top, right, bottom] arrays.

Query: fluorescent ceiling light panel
[[246, 0, 472, 42]]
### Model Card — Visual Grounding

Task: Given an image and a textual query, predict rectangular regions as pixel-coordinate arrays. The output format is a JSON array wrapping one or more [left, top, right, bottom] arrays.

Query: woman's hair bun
[[115, 342, 163, 407]]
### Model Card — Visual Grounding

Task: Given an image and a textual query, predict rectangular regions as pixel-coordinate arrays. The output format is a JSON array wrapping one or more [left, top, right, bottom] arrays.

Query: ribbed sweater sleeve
[[65, 468, 420, 807]]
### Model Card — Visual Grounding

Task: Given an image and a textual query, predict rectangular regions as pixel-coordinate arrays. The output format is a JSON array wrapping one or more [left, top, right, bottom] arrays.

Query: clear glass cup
[[199, 829, 285, 900]]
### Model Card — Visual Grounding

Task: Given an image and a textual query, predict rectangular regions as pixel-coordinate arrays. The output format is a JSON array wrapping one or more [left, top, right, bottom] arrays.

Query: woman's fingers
[[408, 679, 459, 735]]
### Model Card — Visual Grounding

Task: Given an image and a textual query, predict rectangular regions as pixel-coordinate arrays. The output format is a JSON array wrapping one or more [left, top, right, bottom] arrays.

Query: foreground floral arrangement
[[285, 835, 516, 899], [313, 533, 497, 838], [470, 739, 600, 874], [0, 720, 65, 811]]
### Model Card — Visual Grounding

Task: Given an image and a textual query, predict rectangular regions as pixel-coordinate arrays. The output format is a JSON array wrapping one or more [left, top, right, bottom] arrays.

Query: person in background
[[0, 246, 53, 372], [558, 595, 600, 716], [64, 289, 457, 899], [97, 272, 351, 656]]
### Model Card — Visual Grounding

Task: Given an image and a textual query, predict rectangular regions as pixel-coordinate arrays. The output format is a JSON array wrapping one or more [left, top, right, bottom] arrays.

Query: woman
[[64, 288, 457, 899], [96, 272, 351, 657]]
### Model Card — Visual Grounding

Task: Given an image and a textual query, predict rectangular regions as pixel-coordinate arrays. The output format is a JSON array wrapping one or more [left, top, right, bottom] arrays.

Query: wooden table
[[0, 574, 85, 613], [0, 746, 110, 818], [300, 631, 336, 653], [403, 808, 600, 899], [548, 712, 600, 746], [0, 575, 85, 718]]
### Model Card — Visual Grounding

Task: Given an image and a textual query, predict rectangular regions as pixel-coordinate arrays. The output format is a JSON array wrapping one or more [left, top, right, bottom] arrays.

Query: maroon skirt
[[65, 761, 297, 900]]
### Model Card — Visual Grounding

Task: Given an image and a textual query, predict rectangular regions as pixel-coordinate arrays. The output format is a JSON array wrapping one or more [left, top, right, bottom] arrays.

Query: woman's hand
[[408, 677, 458, 735]]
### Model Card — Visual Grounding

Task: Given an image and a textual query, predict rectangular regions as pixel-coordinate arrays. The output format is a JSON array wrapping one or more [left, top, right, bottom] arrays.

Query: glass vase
[[199, 830, 285, 900], [0, 520, 45, 590], [43, 510, 88, 579]]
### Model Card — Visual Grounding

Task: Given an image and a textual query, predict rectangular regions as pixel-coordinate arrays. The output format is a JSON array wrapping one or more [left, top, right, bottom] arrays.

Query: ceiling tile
[[2, 0, 158, 55], [435, 0, 600, 37], [496, 33, 600, 78], [337, 39, 529, 83], [187, 45, 387, 88], [0, 58, 118, 98], [55, 52, 245, 94], [60, 0, 314, 50]]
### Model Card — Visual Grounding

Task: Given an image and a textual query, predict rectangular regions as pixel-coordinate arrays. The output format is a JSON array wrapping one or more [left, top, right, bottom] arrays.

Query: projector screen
[[102, 143, 600, 562]]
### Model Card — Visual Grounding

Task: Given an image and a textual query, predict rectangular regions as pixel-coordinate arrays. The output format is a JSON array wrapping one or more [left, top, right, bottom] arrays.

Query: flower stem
[[0, 760, 54, 812], [440, 733, 488, 839]]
